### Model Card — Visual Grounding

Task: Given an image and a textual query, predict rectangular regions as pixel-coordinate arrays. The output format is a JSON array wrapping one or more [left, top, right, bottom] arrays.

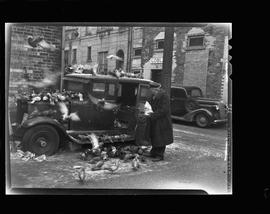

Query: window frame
[[72, 48, 77, 64], [171, 88, 188, 99], [87, 46, 92, 62], [98, 51, 108, 74], [187, 35, 205, 50], [133, 47, 142, 57], [156, 39, 164, 50]]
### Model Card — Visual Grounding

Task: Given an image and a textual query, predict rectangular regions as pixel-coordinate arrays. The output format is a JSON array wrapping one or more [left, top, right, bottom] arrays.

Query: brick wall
[[9, 25, 62, 96]]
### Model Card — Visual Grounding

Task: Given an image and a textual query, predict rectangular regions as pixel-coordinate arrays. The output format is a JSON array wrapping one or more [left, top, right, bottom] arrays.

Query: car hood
[[194, 97, 222, 105]]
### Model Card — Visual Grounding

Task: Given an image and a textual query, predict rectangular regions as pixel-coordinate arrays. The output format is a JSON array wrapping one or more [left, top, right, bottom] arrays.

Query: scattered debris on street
[[11, 150, 47, 162]]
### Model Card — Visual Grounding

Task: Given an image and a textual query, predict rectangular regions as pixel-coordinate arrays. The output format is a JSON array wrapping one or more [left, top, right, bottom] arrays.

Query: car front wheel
[[22, 124, 60, 156], [195, 113, 210, 128]]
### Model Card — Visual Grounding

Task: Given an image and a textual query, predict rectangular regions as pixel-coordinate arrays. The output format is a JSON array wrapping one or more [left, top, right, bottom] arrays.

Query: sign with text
[[150, 57, 163, 64]]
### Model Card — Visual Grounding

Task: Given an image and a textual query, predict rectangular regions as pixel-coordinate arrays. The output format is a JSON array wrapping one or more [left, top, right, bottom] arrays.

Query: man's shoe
[[142, 151, 155, 157], [151, 157, 164, 162]]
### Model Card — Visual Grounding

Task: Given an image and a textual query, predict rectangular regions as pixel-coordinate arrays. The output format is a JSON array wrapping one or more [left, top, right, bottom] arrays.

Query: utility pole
[[126, 27, 133, 73], [161, 27, 174, 97], [60, 26, 65, 92]]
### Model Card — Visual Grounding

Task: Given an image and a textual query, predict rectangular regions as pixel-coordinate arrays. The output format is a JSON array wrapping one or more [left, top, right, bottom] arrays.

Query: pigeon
[[106, 55, 123, 61], [87, 133, 99, 150], [73, 166, 86, 182], [88, 94, 120, 111], [91, 160, 105, 171], [92, 64, 98, 76], [58, 102, 80, 121], [103, 160, 120, 174], [131, 154, 140, 171], [30, 96, 41, 104], [27, 35, 44, 48], [101, 151, 108, 161], [27, 35, 56, 51], [78, 93, 83, 101], [123, 153, 135, 162]]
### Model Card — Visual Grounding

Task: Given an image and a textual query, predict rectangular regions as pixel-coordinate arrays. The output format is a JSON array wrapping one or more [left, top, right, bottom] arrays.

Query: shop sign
[[150, 57, 163, 64]]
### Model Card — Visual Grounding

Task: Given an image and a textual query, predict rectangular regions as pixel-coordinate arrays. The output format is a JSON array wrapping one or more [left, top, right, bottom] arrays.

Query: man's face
[[150, 88, 159, 96]]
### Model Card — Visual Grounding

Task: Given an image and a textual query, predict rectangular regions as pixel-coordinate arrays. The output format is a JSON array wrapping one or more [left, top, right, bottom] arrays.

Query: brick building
[[8, 24, 63, 96], [63, 24, 230, 101], [141, 24, 230, 101], [63, 26, 143, 74]]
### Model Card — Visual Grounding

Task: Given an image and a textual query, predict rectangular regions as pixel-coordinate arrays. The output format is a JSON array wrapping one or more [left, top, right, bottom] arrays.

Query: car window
[[93, 82, 105, 93], [140, 85, 148, 98], [117, 84, 122, 97], [108, 83, 115, 96], [190, 89, 202, 97], [66, 81, 84, 93], [171, 88, 187, 98]]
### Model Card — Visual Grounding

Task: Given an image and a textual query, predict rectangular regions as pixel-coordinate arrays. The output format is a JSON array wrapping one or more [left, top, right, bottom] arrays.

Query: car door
[[170, 88, 188, 116], [69, 80, 117, 131], [114, 82, 139, 131]]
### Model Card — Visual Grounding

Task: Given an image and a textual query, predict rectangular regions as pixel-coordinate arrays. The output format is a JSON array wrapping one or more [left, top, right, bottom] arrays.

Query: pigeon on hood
[[58, 102, 80, 121], [88, 94, 120, 111]]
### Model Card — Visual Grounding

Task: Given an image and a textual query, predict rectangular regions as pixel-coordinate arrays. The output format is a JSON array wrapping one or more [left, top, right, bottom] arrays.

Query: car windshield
[[187, 88, 202, 97]]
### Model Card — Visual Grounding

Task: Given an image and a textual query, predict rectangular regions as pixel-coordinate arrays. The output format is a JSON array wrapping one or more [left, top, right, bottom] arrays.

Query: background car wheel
[[22, 124, 60, 156], [195, 113, 210, 128]]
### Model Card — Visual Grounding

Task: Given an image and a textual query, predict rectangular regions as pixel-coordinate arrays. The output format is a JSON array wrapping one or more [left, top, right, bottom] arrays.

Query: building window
[[85, 27, 92, 36], [64, 50, 69, 66], [98, 51, 108, 74], [134, 48, 142, 57], [87, 46, 92, 62], [187, 36, 205, 49], [156, 40, 164, 49], [72, 49, 77, 64]]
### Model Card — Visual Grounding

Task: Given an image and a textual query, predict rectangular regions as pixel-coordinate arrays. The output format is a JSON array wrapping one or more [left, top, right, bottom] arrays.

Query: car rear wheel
[[22, 124, 60, 156], [195, 113, 210, 128]]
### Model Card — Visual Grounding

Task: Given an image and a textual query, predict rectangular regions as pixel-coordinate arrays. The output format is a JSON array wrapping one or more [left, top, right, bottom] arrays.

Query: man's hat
[[149, 81, 161, 88]]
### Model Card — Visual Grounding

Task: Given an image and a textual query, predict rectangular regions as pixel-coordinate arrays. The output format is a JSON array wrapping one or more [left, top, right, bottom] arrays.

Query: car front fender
[[21, 116, 68, 138], [183, 109, 213, 121]]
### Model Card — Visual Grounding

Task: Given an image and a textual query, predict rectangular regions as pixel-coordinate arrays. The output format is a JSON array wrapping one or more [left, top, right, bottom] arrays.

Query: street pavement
[[8, 120, 230, 194]]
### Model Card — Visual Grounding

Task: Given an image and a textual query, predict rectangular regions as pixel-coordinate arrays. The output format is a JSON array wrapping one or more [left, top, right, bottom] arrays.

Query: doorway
[[151, 69, 162, 84], [116, 49, 124, 69]]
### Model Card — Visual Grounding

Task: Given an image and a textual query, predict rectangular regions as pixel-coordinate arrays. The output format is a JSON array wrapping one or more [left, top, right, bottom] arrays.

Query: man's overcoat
[[149, 89, 174, 147]]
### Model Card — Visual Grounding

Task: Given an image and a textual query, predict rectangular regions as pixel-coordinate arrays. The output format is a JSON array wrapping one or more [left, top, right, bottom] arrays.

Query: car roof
[[171, 86, 201, 90], [63, 73, 153, 84]]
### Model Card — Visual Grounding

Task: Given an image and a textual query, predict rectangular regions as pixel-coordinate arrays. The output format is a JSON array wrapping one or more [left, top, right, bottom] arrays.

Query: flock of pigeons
[[73, 141, 147, 183]]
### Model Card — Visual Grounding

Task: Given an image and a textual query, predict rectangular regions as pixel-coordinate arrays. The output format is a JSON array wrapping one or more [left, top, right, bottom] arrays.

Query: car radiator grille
[[219, 104, 226, 119]]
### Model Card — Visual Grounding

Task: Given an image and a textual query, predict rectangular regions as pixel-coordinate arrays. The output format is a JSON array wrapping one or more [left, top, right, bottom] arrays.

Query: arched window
[[116, 49, 124, 69]]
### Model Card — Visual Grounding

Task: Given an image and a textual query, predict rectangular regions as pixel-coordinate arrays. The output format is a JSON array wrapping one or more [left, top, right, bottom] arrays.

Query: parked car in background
[[170, 86, 227, 128]]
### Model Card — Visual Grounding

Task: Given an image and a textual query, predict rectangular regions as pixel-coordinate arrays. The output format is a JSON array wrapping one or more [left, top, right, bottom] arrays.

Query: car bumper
[[213, 119, 227, 124]]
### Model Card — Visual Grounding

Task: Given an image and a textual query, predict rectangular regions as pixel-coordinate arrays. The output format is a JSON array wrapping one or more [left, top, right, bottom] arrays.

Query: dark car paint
[[170, 86, 227, 126], [13, 74, 155, 143]]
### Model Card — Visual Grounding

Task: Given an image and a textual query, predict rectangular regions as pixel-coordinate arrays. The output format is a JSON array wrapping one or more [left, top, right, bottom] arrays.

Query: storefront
[[143, 51, 176, 84]]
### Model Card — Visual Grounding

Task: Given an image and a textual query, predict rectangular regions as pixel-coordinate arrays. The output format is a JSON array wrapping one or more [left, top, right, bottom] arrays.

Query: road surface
[[8, 121, 230, 194]]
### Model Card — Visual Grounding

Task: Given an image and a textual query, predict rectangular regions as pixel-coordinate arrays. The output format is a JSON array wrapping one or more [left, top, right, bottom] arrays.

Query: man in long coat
[[144, 83, 174, 162]]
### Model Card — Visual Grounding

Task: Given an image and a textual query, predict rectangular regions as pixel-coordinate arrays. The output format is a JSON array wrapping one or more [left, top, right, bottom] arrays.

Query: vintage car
[[170, 86, 227, 128], [12, 73, 158, 156]]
